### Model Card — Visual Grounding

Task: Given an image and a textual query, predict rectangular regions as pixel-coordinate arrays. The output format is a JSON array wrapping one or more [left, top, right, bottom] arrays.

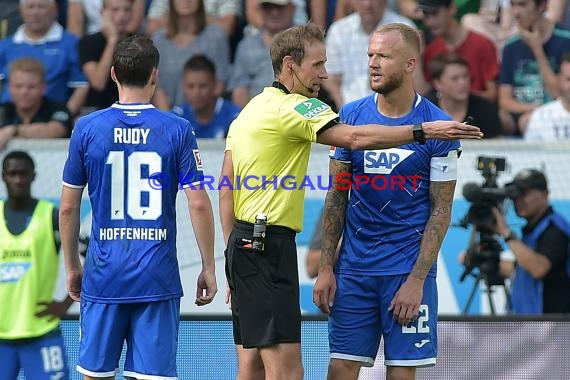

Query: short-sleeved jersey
[[330, 94, 460, 277], [226, 84, 338, 231], [62, 103, 204, 303]]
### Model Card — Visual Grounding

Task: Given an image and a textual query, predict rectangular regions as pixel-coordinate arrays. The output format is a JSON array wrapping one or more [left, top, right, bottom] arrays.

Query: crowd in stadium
[[2, 0, 570, 144]]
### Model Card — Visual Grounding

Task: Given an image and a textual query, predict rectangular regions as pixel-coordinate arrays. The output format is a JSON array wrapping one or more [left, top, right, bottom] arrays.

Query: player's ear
[[150, 68, 158, 86], [110, 66, 118, 84], [406, 57, 416, 73]]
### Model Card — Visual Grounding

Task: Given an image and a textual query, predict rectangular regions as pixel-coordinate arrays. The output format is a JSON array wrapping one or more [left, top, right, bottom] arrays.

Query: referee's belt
[[234, 220, 296, 237]]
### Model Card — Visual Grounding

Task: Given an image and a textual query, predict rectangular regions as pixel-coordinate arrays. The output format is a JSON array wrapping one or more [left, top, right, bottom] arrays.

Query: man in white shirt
[[323, 0, 415, 108]]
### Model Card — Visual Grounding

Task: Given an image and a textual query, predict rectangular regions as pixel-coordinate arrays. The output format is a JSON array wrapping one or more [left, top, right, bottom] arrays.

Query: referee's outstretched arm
[[316, 119, 482, 151]]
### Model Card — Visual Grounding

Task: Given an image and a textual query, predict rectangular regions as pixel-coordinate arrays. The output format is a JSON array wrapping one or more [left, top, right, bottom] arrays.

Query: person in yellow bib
[[0, 151, 73, 380], [219, 22, 483, 380]]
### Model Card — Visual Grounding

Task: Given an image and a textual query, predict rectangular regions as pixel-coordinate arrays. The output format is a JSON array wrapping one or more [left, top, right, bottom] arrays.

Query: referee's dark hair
[[270, 23, 325, 77]]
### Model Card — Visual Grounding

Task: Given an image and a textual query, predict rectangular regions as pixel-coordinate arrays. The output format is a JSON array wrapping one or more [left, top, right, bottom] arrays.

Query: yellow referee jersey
[[226, 84, 338, 231]]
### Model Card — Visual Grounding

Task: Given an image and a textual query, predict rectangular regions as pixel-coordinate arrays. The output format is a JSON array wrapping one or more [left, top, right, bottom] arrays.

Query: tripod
[[463, 271, 511, 315]]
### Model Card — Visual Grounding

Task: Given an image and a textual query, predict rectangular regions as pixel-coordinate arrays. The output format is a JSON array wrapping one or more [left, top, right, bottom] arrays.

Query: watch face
[[413, 124, 426, 144]]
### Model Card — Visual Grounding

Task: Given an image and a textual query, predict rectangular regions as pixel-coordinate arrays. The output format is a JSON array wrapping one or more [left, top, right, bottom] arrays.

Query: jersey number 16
[[106, 151, 163, 221]]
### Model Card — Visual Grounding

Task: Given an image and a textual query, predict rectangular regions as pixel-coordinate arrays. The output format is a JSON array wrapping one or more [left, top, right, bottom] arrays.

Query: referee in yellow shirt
[[219, 22, 482, 380]]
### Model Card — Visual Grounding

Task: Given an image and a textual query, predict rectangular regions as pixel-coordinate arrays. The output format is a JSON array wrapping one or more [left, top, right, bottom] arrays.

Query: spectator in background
[[489, 169, 570, 314], [0, 150, 74, 380], [67, 0, 145, 37], [428, 52, 504, 138], [146, 0, 241, 37], [309, 0, 338, 30], [203, 0, 242, 37], [244, 0, 307, 32], [229, 0, 295, 108], [323, 0, 415, 109], [152, 0, 230, 109], [525, 52, 570, 140], [0, 0, 88, 116], [173, 55, 240, 139], [0, 0, 22, 39], [78, 0, 134, 110], [420, 0, 499, 103], [0, 58, 73, 150], [499, 0, 570, 135], [546, 0, 570, 29], [461, 0, 517, 54]]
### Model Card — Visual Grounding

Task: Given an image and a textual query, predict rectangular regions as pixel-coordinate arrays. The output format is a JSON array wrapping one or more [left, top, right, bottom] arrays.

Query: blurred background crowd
[[2, 0, 570, 146]]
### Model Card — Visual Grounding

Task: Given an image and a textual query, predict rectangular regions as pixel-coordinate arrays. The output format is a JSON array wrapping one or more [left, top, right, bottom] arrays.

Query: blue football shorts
[[0, 328, 69, 380], [77, 299, 180, 379], [329, 273, 438, 367]]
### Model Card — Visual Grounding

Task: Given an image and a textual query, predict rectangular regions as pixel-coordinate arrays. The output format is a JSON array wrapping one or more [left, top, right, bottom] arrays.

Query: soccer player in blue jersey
[[314, 23, 461, 380], [59, 35, 217, 380]]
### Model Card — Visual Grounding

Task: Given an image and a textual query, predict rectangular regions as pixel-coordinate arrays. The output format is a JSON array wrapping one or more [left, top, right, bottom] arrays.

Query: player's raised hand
[[313, 266, 336, 314], [422, 120, 483, 140], [195, 268, 218, 306], [66, 269, 83, 302]]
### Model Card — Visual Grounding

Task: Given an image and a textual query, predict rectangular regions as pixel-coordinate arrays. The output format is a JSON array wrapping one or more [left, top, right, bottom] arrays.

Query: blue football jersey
[[62, 103, 204, 303], [330, 94, 460, 277]]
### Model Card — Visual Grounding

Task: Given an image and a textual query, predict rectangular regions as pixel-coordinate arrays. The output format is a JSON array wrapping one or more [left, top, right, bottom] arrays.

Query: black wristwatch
[[412, 123, 426, 144], [504, 230, 517, 242]]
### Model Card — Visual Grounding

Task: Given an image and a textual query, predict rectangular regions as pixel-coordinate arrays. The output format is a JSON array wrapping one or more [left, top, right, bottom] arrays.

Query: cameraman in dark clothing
[[491, 169, 570, 314]]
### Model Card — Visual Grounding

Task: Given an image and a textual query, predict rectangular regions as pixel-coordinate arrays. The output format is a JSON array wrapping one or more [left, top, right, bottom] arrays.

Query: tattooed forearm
[[411, 180, 456, 280], [320, 160, 351, 268], [431, 205, 450, 216]]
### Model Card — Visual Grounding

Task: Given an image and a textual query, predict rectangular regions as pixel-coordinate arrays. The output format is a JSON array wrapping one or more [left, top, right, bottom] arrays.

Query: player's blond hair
[[375, 23, 421, 57]]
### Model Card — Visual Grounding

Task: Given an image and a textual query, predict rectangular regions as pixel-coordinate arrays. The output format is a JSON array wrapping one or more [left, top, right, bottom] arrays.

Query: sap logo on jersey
[[0, 263, 31, 283], [364, 148, 414, 174]]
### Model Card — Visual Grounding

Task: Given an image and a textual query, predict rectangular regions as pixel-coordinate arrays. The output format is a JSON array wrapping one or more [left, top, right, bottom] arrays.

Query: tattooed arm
[[412, 180, 456, 279], [321, 160, 351, 270], [389, 180, 456, 325], [313, 159, 351, 314]]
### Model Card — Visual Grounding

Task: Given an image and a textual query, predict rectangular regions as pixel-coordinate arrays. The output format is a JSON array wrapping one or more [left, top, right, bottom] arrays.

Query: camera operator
[[490, 169, 570, 314]]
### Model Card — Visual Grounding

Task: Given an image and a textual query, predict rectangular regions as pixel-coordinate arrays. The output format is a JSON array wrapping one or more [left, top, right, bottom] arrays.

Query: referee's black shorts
[[225, 220, 301, 348]]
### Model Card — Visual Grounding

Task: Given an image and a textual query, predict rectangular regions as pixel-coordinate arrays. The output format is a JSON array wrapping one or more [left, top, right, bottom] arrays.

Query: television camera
[[459, 156, 515, 314]]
